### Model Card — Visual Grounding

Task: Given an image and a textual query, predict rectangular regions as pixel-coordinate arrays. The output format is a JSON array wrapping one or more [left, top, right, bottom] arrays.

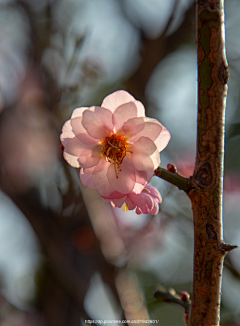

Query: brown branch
[[188, 1, 229, 325], [0, 187, 88, 309], [154, 285, 191, 313], [155, 166, 192, 192]]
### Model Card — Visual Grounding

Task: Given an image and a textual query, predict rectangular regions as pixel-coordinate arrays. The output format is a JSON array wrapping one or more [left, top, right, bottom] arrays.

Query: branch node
[[154, 166, 192, 192], [154, 285, 191, 313], [220, 242, 238, 253]]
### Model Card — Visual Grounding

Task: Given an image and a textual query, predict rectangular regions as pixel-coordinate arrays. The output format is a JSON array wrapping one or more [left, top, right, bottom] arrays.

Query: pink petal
[[71, 107, 88, 119], [102, 191, 126, 200], [62, 119, 73, 133], [134, 100, 145, 117], [145, 185, 162, 203], [70, 116, 88, 135], [122, 117, 162, 143], [80, 168, 97, 190], [63, 151, 80, 168], [64, 136, 96, 156], [101, 90, 136, 113], [130, 170, 150, 194], [130, 137, 160, 171], [108, 197, 126, 208], [77, 133, 100, 145], [107, 159, 136, 194], [125, 197, 137, 210], [92, 161, 115, 196], [60, 120, 75, 147], [122, 117, 145, 140], [64, 137, 90, 168], [135, 170, 148, 186], [138, 194, 154, 214], [128, 192, 154, 214], [136, 207, 142, 215], [78, 145, 102, 168], [82, 166, 96, 174], [71, 116, 100, 145], [82, 106, 113, 139], [64, 137, 101, 168], [112, 102, 138, 132], [151, 201, 159, 215], [146, 171, 154, 182], [154, 125, 171, 152], [132, 182, 145, 194]]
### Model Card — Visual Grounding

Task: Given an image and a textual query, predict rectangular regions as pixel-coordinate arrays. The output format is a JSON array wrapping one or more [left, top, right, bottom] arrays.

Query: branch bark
[[188, 1, 229, 325], [155, 166, 191, 192]]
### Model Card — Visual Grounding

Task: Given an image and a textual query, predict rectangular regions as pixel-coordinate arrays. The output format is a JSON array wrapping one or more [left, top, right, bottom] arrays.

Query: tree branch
[[154, 286, 191, 326], [188, 1, 229, 325], [155, 166, 191, 192], [154, 285, 191, 313]]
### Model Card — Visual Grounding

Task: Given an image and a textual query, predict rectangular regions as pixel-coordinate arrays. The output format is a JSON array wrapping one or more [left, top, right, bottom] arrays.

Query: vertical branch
[[188, 0, 229, 325]]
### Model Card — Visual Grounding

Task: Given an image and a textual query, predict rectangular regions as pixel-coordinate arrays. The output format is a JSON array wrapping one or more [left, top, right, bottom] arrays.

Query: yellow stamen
[[108, 141, 119, 149], [106, 146, 112, 157], [114, 158, 118, 179], [123, 203, 129, 211], [101, 134, 129, 179]]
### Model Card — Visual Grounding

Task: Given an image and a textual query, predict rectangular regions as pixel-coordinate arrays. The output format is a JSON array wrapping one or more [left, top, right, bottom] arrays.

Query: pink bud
[[181, 291, 190, 302], [167, 163, 177, 173]]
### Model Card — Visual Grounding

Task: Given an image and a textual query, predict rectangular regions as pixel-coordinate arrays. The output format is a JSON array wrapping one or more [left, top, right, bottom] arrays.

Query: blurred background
[[0, 0, 240, 325]]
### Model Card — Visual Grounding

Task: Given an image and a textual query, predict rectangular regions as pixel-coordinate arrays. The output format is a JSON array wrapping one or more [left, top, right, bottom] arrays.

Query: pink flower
[[60, 90, 170, 196], [103, 185, 162, 215]]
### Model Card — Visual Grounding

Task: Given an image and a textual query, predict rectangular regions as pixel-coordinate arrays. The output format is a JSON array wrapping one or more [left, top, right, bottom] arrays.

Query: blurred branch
[[1, 177, 121, 324], [1, 185, 88, 309], [154, 286, 191, 326], [127, 0, 194, 101], [116, 269, 150, 322], [126, 0, 178, 100], [154, 285, 191, 314], [17, 0, 51, 63], [1, 1, 124, 324], [224, 255, 240, 281]]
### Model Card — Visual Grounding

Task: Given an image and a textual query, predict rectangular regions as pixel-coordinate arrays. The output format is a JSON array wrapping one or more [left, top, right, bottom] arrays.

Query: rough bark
[[188, 1, 229, 325]]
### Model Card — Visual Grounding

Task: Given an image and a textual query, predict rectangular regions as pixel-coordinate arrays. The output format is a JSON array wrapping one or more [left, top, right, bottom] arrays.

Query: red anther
[[60, 145, 64, 151]]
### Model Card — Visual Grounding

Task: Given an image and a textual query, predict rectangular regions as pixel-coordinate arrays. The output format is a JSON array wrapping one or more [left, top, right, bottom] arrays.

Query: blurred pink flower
[[102, 185, 162, 215], [61, 90, 170, 196], [0, 68, 59, 193]]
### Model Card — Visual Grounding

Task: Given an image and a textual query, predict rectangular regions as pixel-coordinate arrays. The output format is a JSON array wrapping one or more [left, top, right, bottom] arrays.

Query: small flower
[[102, 185, 162, 215], [60, 90, 170, 196]]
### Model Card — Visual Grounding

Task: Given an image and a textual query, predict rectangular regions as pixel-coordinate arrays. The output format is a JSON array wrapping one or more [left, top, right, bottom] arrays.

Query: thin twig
[[155, 166, 191, 192]]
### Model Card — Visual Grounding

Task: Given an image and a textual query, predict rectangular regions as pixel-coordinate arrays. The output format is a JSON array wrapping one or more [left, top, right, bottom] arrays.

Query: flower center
[[101, 133, 130, 178]]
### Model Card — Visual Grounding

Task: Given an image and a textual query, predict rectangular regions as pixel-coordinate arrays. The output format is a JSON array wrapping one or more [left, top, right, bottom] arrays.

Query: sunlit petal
[[92, 161, 115, 196], [107, 159, 136, 194], [101, 90, 136, 113], [82, 106, 113, 139], [113, 102, 138, 132], [130, 137, 160, 171]]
